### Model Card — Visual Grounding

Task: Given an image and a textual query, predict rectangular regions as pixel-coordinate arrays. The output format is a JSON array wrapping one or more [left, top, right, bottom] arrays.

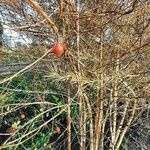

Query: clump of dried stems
[[0, 0, 150, 149]]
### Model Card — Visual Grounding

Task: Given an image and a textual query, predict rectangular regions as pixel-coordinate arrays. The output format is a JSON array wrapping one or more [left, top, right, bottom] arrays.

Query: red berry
[[20, 114, 25, 120], [56, 127, 61, 134], [6, 127, 17, 134], [52, 43, 64, 56]]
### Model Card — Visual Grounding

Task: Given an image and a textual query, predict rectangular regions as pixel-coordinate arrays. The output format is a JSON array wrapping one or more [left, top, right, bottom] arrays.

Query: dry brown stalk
[[67, 83, 71, 150], [28, 0, 58, 34]]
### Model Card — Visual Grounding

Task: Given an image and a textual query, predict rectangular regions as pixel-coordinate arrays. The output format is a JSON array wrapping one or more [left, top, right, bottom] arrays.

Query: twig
[[28, 0, 58, 34], [0, 50, 50, 84]]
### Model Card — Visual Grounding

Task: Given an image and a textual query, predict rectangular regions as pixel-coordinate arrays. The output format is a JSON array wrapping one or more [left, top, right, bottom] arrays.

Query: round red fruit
[[52, 43, 64, 56], [56, 127, 61, 134], [6, 127, 17, 134], [20, 114, 25, 120]]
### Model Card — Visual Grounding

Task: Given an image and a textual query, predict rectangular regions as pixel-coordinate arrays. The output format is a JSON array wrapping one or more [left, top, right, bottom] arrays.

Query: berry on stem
[[52, 43, 64, 56], [56, 127, 61, 134], [20, 114, 25, 120]]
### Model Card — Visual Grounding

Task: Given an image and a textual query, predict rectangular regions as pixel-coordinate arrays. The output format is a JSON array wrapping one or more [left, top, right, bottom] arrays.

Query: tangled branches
[[0, 0, 150, 149]]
